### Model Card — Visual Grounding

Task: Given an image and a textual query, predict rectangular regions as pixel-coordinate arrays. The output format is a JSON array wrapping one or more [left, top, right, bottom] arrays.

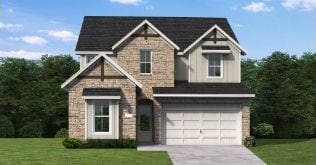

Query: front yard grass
[[250, 139, 316, 165], [0, 138, 172, 165]]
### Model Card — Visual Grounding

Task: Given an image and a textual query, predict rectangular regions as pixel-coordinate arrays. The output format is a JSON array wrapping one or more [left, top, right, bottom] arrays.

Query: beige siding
[[188, 39, 241, 83]]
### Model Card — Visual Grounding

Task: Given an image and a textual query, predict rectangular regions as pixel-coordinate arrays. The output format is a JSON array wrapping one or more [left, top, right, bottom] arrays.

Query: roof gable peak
[[111, 19, 180, 50]]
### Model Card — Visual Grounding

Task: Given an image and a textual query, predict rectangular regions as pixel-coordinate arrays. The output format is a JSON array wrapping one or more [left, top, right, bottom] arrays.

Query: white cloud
[[47, 30, 78, 41], [9, 36, 48, 45], [8, 8, 14, 13], [282, 0, 316, 10], [243, 2, 274, 13], [110, 0, 142, 5], [0, 50, 48, 59], [145, 5, 154, 10], [0, 21, 23, 30]]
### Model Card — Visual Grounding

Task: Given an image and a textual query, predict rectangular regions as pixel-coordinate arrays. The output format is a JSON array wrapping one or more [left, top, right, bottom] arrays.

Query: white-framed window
[[93, 100, 111, 133], [86, 55, 96, 64], [208, 54, 223, 78], [140, 50, 152, 74]]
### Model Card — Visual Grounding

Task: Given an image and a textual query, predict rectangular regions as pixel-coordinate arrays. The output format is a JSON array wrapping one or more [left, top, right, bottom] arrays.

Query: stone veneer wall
[[68, 61, 137, 140], [242, 103, 250, 141], [115, 27, 175, 143]]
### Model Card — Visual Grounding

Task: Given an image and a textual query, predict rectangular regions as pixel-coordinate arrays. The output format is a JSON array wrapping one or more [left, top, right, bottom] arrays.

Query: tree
[[0, 115, 15, 137], [254, 52, 314, 137], [0, 55, 79, 137]]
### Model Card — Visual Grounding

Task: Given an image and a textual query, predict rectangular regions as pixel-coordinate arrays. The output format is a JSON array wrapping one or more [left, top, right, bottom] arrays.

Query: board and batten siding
[[187, 39, 241, 83]]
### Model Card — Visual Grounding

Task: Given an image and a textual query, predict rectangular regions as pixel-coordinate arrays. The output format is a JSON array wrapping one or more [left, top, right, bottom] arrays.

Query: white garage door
[[163, 104, 241, 145]]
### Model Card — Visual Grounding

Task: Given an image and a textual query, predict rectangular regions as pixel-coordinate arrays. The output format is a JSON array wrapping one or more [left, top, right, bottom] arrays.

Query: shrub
[[0, 115, 15, 137], [82, 139, 137, 148], [244, 136, 256, 147], [253, 123, 274, 137], [18, 120, 44, 137], [54, 128, 68, 138], [62, 138, 82, 149]]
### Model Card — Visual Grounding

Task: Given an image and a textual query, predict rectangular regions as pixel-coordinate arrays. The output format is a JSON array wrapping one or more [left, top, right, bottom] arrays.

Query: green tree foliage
[[0, 55, 79, 137], [18, 120, 44, 137], [0, 115, 15, 137], [242, 52, 316, 138]]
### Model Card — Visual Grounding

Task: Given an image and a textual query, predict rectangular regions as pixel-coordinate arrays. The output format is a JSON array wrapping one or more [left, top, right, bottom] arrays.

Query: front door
[[137, 104, 153, 144]]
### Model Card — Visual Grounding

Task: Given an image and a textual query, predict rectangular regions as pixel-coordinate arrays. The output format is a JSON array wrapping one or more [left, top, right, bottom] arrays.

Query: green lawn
[[0, 138, 172, 165], [250, 139, 316, 165]]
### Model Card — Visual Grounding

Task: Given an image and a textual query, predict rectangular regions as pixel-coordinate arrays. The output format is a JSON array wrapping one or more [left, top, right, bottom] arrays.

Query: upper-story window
[[140, 50, 152, 74], [208, 54, 222, 78], [86, 55, 96, 64]]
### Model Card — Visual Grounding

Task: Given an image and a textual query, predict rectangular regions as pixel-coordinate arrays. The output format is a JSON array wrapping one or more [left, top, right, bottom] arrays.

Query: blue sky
[[1, 0, 315, 60]]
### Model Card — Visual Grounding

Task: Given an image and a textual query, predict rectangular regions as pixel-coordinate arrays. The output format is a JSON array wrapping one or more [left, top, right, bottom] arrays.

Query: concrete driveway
[[138, 145, 265, 165]]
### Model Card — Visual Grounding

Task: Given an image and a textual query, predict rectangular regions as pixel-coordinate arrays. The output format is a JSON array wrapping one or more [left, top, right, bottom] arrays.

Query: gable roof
[[76, 16, 239, 52], [61, 53, 142, 89], [112, 19, 179, 50], [182, 24, 246, 55]]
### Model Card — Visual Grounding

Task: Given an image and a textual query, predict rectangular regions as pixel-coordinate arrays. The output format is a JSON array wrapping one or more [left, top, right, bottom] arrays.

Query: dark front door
[[137, 104, 153, 144]]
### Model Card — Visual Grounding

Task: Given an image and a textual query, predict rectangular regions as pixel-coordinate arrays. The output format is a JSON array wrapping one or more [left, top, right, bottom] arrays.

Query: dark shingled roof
[[82, 88, 121, 96], [76, 16, 238, 51], [153, 81, 253, 94]]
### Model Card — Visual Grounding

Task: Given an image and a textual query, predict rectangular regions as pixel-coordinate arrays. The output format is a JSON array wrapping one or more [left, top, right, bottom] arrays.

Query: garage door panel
[[203, 112, 220, 119], [166, 120, 182, 127], [166, 129, 182, 138], [183, 120, 199, 126], [221, 129, 237, 137], [202, 120, 219, 129], [202, 138, 219, 144], [183, 112, 200, 119], [183, 129, 200, 138], [166, 112, 182, 118], [202, 129, 220, 137], [220, 120, 237, 129], [221, 112, 238, 120]]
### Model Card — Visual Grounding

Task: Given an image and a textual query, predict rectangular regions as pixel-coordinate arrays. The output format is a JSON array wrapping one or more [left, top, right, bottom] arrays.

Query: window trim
[[140, 49, 152, 75], [207, 54, 223, 78], [92, 100, 112, 135]]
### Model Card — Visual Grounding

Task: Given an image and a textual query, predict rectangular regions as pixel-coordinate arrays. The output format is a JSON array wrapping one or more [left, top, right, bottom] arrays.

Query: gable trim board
[[111, 19, 180, 50], [153, 94, 255, 98], [178, 24, 246, 55], [201, 50, 232, 54], [61, 53, 143, 89]]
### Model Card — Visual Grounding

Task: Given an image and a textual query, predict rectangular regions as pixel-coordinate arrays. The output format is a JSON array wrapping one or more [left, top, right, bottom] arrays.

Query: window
[[93, 100, 110, 133], [140, 50, 152, 74], [208, 54, 222, 77], [86, 55, 95, 64]]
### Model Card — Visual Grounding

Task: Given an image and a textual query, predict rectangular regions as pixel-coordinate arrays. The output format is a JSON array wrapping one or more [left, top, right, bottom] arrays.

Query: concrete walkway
[[138, 145, 265, 165]]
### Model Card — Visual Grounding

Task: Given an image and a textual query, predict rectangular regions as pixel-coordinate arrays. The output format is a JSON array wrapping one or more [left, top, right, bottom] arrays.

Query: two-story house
[[61, 16, 255, 145]]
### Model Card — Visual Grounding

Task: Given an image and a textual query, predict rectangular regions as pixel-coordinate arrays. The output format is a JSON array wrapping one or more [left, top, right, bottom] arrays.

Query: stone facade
[[242, 103, 251, 140], [68, 61, 137, 140]]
